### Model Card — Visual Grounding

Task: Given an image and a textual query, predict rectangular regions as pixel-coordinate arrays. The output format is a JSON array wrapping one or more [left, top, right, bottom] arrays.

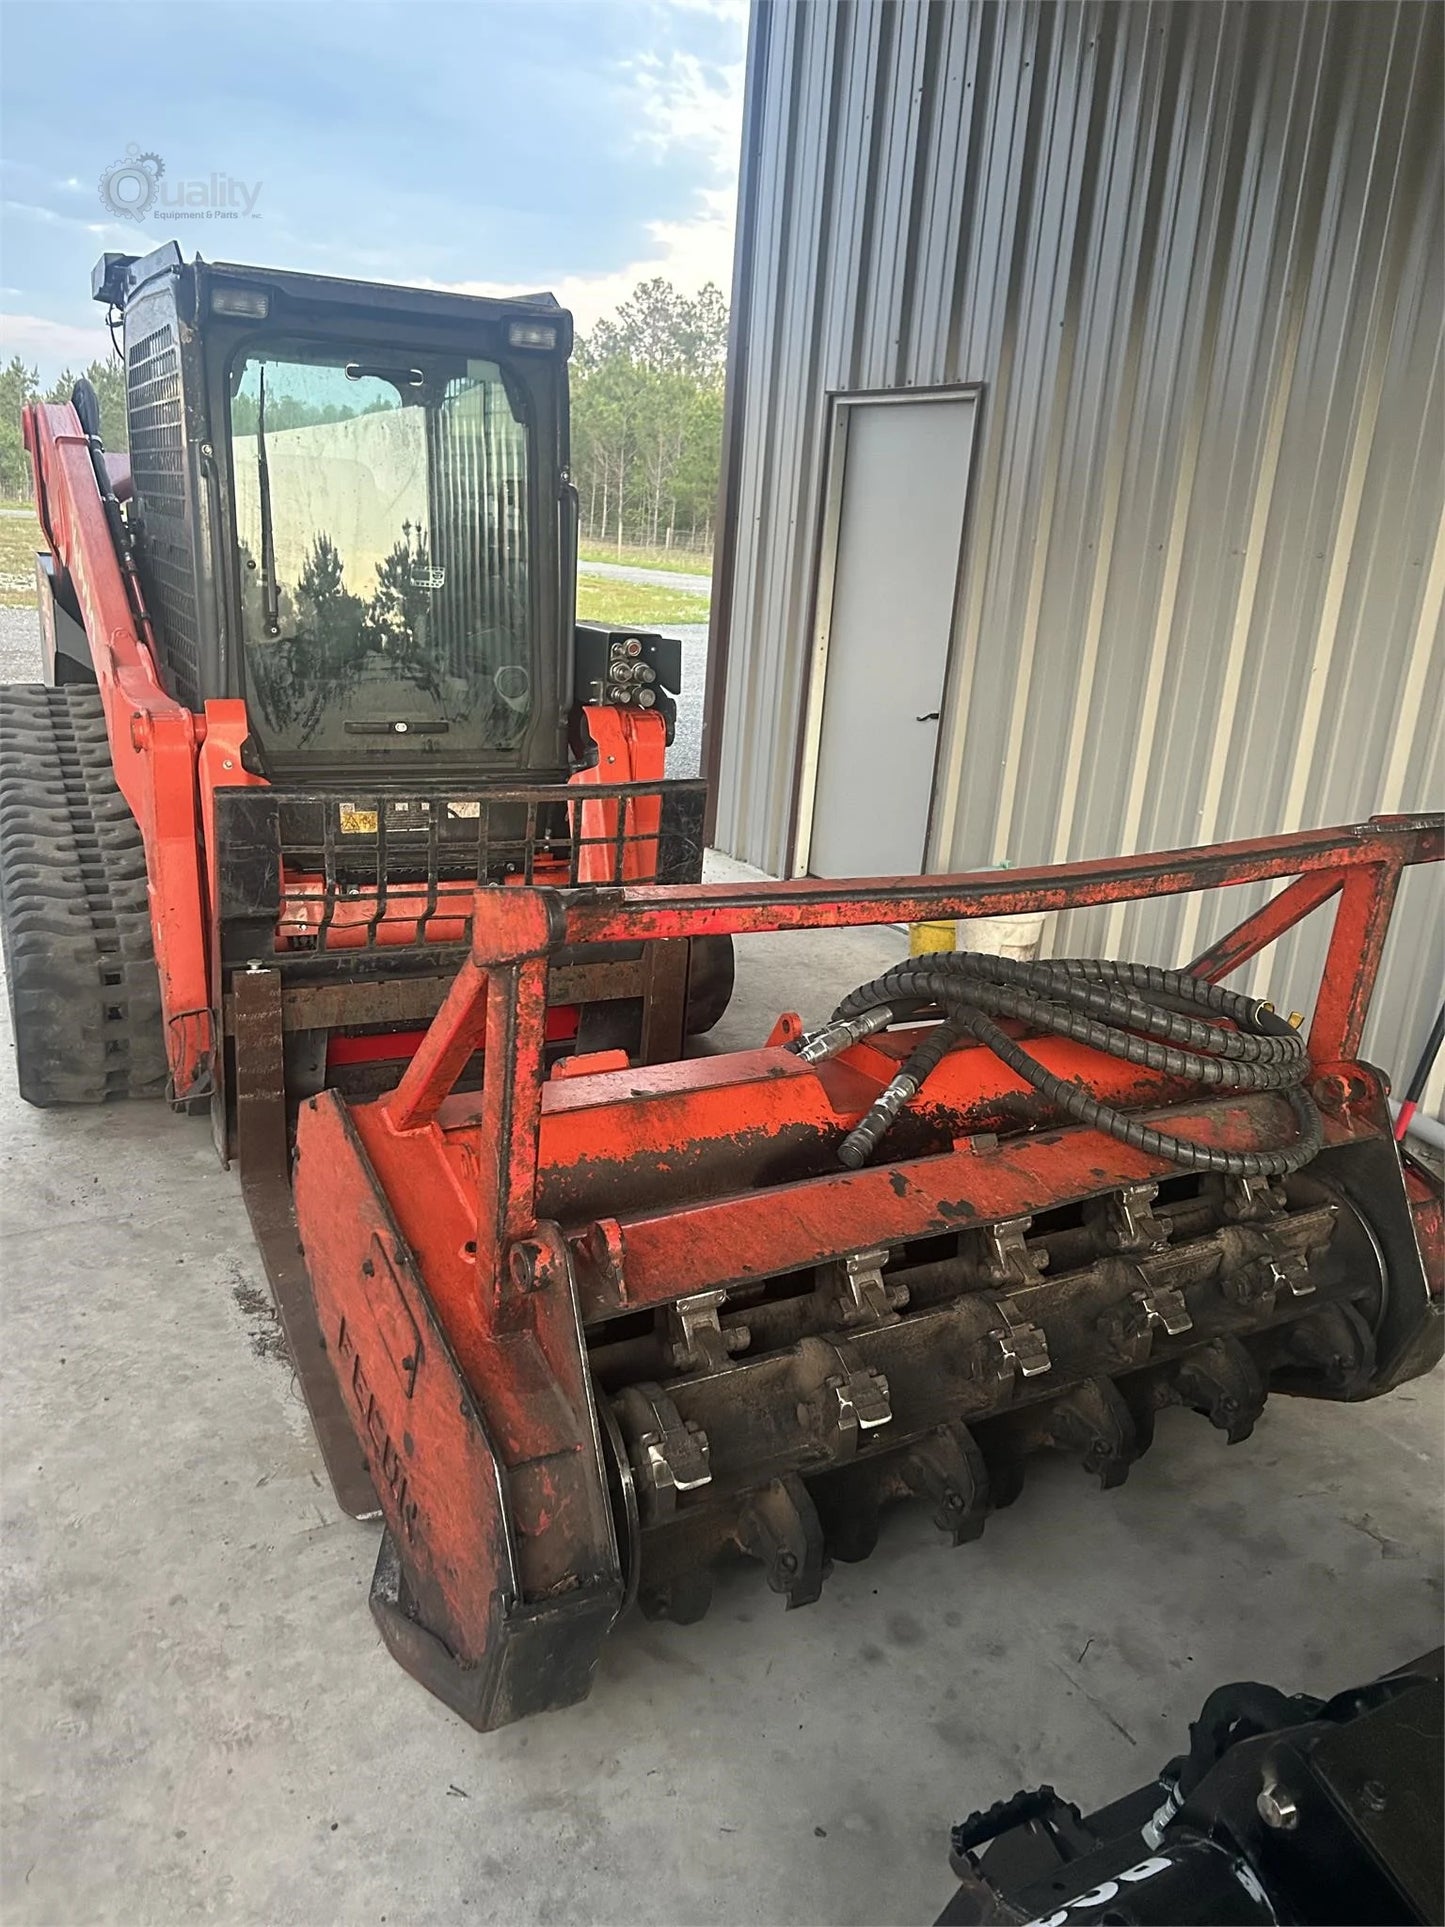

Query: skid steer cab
[[0, 242, 730, 1478]]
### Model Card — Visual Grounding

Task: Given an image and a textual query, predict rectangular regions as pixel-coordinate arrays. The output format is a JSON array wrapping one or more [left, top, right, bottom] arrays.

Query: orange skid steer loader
[[1, 242, 731, 1507], [2, 244, 1440, 1731]]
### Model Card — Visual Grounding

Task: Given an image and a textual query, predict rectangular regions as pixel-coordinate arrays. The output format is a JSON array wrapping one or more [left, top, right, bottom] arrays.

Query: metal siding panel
[[907, 0, 981, 379], [718, 0, 1443, 1107], [713, 0, 808, 854], [744, 2, 838, 845]]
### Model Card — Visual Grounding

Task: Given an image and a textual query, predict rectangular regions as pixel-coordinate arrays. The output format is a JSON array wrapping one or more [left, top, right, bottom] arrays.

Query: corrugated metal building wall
[[709, 0, 1443, 1108]]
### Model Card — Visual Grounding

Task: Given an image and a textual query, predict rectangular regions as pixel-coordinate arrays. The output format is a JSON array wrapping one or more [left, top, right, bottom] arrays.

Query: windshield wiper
[[256, 366, 280, 636]]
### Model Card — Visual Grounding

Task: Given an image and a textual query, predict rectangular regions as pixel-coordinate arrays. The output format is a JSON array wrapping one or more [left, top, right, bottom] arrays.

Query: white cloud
[[0, 312, 113, 369], [629, 47, 744, 175], [425, 25, 745, 335], [661, 0, 749, 31], [422, 183, 736, 332]]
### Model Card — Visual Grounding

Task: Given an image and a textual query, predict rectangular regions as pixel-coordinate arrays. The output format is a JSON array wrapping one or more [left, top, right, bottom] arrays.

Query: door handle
[[916, 711, 940, 722]]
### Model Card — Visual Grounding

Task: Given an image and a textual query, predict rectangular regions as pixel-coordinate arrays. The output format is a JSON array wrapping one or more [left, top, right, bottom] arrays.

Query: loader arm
[[24, 399, 220, 1100]]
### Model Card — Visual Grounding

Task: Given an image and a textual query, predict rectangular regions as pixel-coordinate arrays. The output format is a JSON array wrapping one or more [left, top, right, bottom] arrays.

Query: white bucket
[[956, 910, 1051, 962]]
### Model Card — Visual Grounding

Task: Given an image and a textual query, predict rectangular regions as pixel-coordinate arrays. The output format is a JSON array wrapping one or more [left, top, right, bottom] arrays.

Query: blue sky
[[0, 0, 746, 378]]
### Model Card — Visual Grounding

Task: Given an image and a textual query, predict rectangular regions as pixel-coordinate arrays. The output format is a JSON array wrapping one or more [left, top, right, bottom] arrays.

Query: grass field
[[0, 507, 713, 627], [575, 574, 710, 627], [0, 504, 43, 608], [577, 540, 713, 577]]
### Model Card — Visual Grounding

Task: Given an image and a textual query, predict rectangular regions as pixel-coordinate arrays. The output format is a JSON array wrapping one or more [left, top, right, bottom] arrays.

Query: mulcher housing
[[293, 819, 1443, 1729]]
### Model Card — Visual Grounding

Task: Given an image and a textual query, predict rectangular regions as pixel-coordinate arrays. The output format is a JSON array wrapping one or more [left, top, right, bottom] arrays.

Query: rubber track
[[0, 685, 167, 1103]]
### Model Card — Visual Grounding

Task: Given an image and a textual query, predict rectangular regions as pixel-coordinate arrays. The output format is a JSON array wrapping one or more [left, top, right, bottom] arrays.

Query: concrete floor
[[0, 614, 1441, 1922]]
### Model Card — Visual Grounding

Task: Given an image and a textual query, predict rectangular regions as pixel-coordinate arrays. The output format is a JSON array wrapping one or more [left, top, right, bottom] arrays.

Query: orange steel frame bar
[[381, 814, 1442, 1295], [24, 398, 671, 1103]]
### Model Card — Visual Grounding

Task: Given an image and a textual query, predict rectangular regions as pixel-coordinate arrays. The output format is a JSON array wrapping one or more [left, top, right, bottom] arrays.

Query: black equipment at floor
[[938, 1648, 1443, 1926]]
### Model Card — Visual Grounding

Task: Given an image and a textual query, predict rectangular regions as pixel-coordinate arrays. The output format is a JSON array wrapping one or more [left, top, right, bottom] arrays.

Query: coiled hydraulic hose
[[813, 952, 1321, 1178]]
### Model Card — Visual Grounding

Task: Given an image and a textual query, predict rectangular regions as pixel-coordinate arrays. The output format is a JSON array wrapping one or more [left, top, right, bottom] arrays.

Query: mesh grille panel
[[127, 322, 201, 706], [127, 327, 185, 517]]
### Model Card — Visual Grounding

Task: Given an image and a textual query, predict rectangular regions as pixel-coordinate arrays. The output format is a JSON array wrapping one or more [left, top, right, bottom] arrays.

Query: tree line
[[571, 278, 727, 554], [0, 357, 127, 497], [3, 275, 730, 549]]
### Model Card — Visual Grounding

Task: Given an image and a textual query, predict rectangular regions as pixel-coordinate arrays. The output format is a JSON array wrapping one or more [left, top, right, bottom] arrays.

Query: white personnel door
[[803, 393, 977, 878]]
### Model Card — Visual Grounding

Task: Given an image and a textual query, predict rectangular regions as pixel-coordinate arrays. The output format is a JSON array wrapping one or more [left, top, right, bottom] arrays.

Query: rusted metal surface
[[234, 958, 648, 1036], [1187, 872, 1344, 986], [638, 940, 689, 1065], [564, 1096, 1334, 1322], [556, 814, 1439, 937], [293, 816, 1443, 1728], [477, 951, 550, 1274]]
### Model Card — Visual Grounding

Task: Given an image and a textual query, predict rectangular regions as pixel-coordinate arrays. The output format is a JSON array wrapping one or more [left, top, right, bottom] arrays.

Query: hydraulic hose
[[817, 952, 1321, 1178]]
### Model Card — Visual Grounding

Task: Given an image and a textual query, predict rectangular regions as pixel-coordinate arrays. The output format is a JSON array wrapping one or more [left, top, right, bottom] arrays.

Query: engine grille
[[127, 323, 202, 707]]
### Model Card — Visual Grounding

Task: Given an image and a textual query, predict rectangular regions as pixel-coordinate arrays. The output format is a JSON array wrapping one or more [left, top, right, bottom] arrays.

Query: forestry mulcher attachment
[[294, 818, 1443, 1730]]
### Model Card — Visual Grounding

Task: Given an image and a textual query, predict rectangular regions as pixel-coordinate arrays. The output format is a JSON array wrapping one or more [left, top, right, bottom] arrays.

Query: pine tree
[[365, 524, 436, 671], [297, 532, 365, 674], [571, 280, 728, 550]]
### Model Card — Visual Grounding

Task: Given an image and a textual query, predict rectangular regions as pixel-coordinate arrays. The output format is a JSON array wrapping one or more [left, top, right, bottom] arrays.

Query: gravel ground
[[666, 622, 707, 778], [0, 600, 708, 777], [577, 558, 713, 597], [0, 604, 41, 684]]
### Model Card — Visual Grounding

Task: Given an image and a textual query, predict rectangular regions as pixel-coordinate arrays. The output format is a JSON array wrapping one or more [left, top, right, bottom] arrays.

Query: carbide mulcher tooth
[[810, 1420, 991, 1558], [1049, 1378, 1139, 1488], [1213, 1172, 1288, 1223], [1170, 1336, 1267, 1443], [1085, 1182, 1170, 1254], [900, 1423, 990, 1546], [736, 1473, 827, 1610], [984, 1378, 1140, 1492], [615, 1383, 712, 1521]]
